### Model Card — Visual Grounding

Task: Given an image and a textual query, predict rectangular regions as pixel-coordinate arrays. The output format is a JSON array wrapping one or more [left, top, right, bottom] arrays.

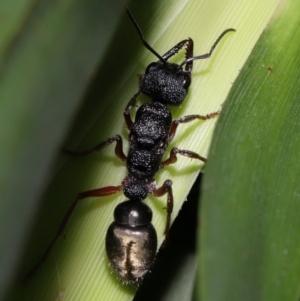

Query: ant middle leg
[[168, 111, 220, 142], [64, 134, 126, 162], [161, 147, 207, 169], [23, 184, 123, 282]]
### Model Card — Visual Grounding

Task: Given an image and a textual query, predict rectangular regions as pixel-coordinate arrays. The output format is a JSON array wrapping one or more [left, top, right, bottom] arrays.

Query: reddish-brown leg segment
[[161, 147, 207, 168], [123, 74, 143, 130], [23, 185, 123, 282], [168, 111, 220, 142], [64, 134, 127, 162], [151, 180, 173, 242]]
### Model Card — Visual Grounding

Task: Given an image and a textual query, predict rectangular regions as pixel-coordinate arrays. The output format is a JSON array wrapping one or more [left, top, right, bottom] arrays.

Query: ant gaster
[[24, 8, 235, 284]]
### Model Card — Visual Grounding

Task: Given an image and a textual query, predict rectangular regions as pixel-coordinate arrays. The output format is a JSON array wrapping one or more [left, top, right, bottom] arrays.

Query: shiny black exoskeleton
[[23, 8, 235, 285], [106, 201, 157, 281]]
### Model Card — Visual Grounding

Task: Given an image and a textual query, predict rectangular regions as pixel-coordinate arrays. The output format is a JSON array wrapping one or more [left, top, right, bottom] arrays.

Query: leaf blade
[[200, 1, 300, 300]]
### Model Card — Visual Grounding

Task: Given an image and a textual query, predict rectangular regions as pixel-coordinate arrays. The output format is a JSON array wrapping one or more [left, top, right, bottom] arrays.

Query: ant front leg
[[64, 134, 127, 162], [23, 184, 123, 282], [124, 74, 143, 130], [168, 111, 220, 142], [151, 180, 173, 244]]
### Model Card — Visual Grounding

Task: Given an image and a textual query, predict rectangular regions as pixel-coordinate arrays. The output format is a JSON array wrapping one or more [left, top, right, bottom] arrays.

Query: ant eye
[[145, 62, 157, 74], [183, 74, 191, 89]]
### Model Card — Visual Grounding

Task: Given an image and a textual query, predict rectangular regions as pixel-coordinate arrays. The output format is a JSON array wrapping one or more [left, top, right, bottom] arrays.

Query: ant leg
[[64, 135, 126, 162], [23, 184, 123, 282], [168, 111, 220, 142], [161, 147, 207, 168], [124, 74, 143, 130], [151, 180, 173, 242]]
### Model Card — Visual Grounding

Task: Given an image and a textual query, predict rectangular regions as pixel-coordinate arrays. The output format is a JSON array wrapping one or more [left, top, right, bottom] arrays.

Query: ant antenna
[[126, 8, 167, 64], [179, 28, 236, 68]]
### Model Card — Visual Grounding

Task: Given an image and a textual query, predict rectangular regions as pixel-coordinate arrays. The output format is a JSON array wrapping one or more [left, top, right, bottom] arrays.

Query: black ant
[[24, 8, 235, 284]]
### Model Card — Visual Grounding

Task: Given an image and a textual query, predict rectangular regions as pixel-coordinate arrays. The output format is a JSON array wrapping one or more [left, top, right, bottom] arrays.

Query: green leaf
[[0, 0, 126, 299], [200, 0, 300, 300]]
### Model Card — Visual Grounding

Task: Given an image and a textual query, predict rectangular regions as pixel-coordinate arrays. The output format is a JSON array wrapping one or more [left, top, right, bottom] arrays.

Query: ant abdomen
[[105, 200, 157, 283]]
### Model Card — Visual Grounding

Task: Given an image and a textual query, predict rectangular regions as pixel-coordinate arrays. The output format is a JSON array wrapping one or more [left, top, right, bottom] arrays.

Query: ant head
[[141, 61, 191, 105], [126, 8, 235, 106]]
